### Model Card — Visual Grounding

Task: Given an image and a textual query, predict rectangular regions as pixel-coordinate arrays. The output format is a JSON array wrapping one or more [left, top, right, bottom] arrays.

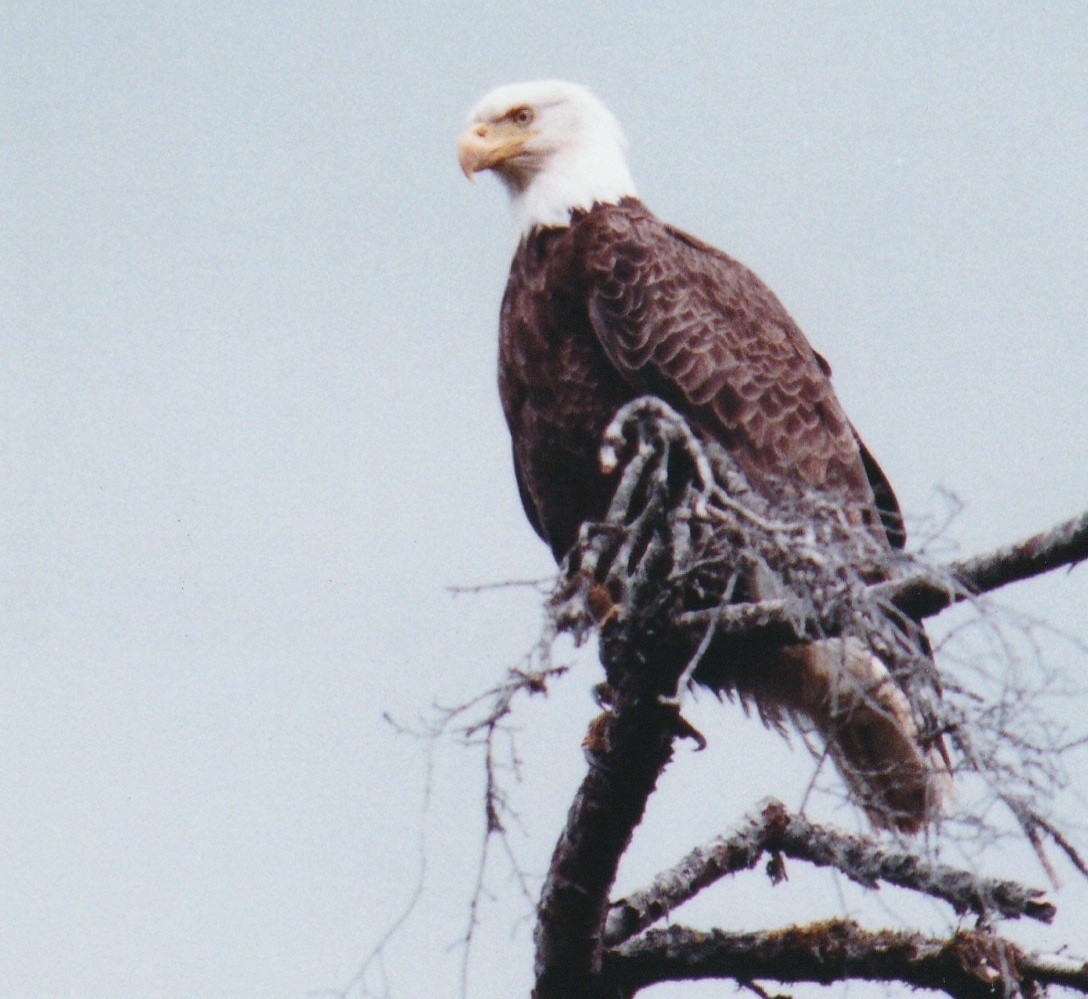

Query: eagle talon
[[657, 698, 707, 750], [592, 681, 616, 708], [677, 713, 708, 750]]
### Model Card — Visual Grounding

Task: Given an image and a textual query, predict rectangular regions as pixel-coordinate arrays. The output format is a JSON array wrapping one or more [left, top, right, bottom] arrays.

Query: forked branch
[[604, 798, 1055, 949]]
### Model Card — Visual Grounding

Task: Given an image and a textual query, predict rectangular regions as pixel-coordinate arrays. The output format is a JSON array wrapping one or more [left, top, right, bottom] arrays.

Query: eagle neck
[[508, 146, 637, 238], [517, 198, 640, 259]]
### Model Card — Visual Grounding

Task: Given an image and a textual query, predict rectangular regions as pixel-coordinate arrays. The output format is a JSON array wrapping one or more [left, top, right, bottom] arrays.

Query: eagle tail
[[792, 639, 950, 834]]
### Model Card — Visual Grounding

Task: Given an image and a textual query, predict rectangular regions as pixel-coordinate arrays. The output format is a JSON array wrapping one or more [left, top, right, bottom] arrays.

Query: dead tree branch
[[600, 920, 1088, 998], [523, 398, 1087, 998], [603, 798, 1055, 948], [532, 698, 680, 999], [883, 509, 1088, 620], [683, 509, 1088, 643], [534, 399, 730, 999]]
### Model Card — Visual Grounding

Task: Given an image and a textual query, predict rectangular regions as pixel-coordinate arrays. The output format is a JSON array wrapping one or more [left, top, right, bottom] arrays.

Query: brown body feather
[[497, 198, 944, 831]]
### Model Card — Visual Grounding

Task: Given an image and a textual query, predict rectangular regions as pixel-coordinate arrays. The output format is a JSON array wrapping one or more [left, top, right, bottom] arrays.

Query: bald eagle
[[459, 81, 947, 832]]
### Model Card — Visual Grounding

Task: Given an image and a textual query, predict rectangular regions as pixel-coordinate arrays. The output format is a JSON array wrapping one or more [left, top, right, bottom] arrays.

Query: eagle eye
[[510, 106, 534, 126]]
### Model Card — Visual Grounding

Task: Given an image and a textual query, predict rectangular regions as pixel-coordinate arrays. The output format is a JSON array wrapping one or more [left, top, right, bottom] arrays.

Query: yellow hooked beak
[[457, 121, 532, 180]]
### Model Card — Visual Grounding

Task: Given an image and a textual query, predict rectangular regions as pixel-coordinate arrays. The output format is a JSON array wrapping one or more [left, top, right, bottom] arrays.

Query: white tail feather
[[797, 639, 950, 833]]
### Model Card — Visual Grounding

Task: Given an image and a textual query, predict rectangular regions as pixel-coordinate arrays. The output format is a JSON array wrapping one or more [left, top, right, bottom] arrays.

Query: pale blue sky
[[4, 4, 1087, 997]]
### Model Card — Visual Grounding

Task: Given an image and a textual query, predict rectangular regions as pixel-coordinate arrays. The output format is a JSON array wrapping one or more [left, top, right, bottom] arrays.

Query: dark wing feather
[[511, 445, 547, 540], [853, 430, 907, 549], [579, 202, 886, 539], [813, 349, 907, 550]]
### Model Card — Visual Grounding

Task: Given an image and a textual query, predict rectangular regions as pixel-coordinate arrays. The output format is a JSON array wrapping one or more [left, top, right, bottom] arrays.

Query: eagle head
[[459, 80, 637, 235]]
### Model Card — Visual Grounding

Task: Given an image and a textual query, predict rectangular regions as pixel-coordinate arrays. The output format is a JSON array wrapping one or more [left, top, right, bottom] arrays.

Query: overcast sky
[[4, 4, 1087, 998]]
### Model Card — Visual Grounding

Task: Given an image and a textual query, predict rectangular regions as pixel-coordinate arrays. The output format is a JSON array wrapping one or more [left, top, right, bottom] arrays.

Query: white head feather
[[463, 80, 637, 237]]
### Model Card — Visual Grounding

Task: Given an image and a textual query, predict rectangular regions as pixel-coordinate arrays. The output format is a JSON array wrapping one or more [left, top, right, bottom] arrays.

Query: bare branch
[[683, 508, 1088, 642], [1009, 801, 1088, 882], [386, 654, 568, 996], [531, 698, 681, 999], [446, 576, 553, 595], [603, 799, 1054, 948], [601, 921, 1088, 998], [883, 509, 1088, 620]]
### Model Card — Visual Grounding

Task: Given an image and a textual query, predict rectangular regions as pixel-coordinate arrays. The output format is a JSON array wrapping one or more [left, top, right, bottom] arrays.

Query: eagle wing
[[580, 203, 895, 543], [576, 203, 948, 829]]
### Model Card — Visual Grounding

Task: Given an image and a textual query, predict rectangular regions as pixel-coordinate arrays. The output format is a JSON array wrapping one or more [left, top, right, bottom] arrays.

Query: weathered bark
[[532, 699, 678, 999], [882, 509, 1088, 619], [534, 399, 710, 998], [604, 799, 1054, 948], [601, 920, 1088, 998]]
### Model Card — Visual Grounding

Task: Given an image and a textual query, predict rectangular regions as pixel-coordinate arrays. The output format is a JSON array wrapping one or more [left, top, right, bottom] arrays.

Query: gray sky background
[[4, 4, 1087, 997]]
